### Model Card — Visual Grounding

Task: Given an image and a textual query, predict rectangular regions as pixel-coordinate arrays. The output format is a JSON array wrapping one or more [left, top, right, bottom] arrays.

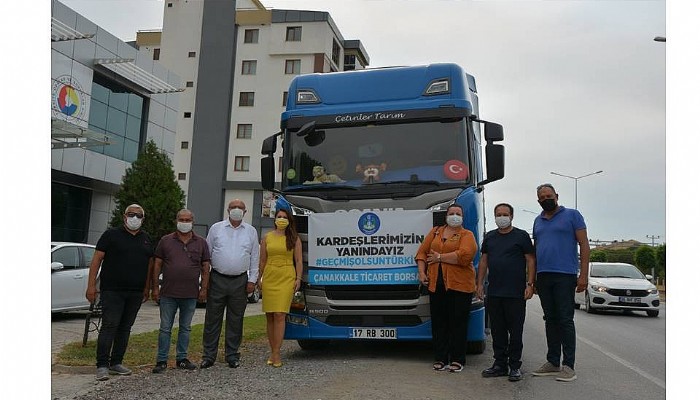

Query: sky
[[57, 0, 667, 245]]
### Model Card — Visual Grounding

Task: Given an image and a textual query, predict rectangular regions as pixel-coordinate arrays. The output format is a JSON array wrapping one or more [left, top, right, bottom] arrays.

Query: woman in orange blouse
[[416, 204, 477, 373]]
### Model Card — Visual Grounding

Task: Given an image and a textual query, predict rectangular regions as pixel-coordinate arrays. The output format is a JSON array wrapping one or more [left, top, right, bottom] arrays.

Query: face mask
[[446, 215, 463, 227], [275, 218, 289, 229], [495, 216, 511, 229], [229, 208, 244, 221], [539, 198, 557, 212], [126, 216, 142, 231], [177, 222, 193, 233]]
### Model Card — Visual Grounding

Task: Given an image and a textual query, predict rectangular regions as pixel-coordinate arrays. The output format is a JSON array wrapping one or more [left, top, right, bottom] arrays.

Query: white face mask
[[495, 216, 511, 229], [177, 222, 193, 233], [446, 214, 463, 227], [229, 208, 244, 221], [126, 216, 142, 231]]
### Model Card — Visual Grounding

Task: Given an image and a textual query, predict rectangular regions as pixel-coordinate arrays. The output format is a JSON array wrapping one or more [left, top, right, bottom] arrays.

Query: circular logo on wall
[[52, 75, 87, 122], [358, 212, 381, 235]]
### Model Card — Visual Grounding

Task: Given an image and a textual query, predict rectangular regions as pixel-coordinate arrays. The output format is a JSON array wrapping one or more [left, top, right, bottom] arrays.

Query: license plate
[[350, 328, 397, 339], [619, 297, 641, 303]]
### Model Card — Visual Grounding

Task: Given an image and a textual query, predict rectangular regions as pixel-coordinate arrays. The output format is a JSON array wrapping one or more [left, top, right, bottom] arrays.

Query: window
[[234, 156, 250, 171], [188, 51, 196, 58], [153, 48, 160, 61], [167, 3, 172, 7], [52, 246, 80, 270], [244, 29, 259, 44], [184, 112, 192, 118], [186, 81, 194, 88], [237, 124, 252, 139], [279, 157, 283, 172], [285, 59, 301, 75], [239, 92, 255, 106], [282, 91, 288, 107], [286, 26, 302, 41], [178, 173, 187, 180], [344, 54, 357, 71], [332, 40, 340, 67], [181, 141, 189, 149], [241, 60, 257, 75]]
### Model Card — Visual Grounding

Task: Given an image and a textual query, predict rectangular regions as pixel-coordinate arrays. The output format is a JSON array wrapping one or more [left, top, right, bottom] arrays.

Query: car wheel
[[466, 340, 486, 354], [646, 310, 659, 317], [585, 292, 596, 314]]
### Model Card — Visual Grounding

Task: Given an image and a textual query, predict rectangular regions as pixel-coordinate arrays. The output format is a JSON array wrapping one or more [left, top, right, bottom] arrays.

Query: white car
[[575, 262, 660, 317], [51, 242, 96, 313]]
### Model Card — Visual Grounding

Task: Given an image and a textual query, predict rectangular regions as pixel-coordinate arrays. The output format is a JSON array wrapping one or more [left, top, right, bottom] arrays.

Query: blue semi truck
[[261, 63, 504, 353]]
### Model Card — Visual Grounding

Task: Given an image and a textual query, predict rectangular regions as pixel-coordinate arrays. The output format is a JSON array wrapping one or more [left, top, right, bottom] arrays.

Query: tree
[[633, 245, 657, 276], [110, 140, 185, 244], [590, 250, 607, 262], [655, 244, 666, 281]]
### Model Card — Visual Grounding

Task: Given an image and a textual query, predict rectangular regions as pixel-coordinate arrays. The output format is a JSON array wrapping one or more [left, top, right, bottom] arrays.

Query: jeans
[[96, 291, 143, 368], [536, 272, 578, 369], [487, 296, 526, 369], [157, 296, 197, 362]]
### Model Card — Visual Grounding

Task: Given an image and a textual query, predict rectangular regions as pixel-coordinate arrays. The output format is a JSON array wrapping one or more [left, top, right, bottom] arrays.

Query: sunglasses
[[126, 212, 144, 219]]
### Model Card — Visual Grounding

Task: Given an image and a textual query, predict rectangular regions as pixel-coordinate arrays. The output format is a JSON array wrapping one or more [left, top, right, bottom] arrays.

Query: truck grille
[[325, 315, 423, 327]]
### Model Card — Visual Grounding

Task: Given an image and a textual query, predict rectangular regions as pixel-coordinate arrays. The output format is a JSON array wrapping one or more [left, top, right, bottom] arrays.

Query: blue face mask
[[229, 208, 244, 221]]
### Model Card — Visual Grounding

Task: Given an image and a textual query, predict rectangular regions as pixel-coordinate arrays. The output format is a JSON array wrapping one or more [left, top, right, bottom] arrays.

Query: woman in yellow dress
[[258, 208, 303, 367]]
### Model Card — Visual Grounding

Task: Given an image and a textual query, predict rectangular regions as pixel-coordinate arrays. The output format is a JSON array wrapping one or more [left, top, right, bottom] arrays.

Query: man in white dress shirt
[[200, 199, 260, 369]]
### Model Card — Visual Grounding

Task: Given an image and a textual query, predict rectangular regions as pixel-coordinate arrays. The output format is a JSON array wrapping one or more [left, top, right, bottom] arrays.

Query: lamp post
[[522, 209, 539, 216], [653, 36, 666, 42], [549, 170, 603, 210]]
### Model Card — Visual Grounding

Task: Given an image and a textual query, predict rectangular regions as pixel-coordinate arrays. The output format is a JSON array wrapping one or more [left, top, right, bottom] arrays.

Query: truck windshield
[[283, 119, 471, 191]]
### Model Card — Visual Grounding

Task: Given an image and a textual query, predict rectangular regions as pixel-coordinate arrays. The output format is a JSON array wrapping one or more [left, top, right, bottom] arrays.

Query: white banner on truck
[[308, 210, 432, 269]]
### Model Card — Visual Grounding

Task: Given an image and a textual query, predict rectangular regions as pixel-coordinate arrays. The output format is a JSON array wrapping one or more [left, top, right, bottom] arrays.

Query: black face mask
[[539, 198, 557, 212]]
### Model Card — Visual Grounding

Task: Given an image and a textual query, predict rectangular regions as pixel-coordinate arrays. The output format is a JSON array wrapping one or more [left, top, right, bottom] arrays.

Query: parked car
[[574, 262, 660, 317], [51, 242, 96, 313]]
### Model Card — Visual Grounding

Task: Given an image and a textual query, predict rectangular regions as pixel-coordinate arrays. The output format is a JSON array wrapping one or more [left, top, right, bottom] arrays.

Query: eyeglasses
[[126, 212, 144, 219]]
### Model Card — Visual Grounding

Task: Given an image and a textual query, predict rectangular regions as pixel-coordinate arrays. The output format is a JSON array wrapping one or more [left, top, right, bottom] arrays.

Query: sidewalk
[[51, 300, 263, 399]]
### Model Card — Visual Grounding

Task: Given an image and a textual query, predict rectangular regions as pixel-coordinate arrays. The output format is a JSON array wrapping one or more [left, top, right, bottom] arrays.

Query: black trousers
[[536, 272, 578, 369], [429, 283, 473, 365], [96, 290, 143, 368], [202, 272, 248, 363], [487, 296, 526, 370]]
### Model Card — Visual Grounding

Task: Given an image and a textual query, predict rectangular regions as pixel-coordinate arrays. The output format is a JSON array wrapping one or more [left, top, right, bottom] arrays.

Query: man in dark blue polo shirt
[[476, 203, 535, 382], [530, 184, 590, 382], [86, 204, 154, 381]]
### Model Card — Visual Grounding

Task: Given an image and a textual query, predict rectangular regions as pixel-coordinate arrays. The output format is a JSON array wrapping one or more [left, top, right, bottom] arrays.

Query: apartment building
[[141, 0, 369, 234], [51, 0, 182, 243]]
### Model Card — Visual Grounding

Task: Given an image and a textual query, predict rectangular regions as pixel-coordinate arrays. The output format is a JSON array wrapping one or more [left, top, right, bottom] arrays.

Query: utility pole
[[646, 234, 660, 247]]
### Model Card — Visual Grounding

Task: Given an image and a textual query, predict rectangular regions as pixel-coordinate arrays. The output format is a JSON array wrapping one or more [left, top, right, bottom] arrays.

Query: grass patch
[[56, 315, 267, 367]]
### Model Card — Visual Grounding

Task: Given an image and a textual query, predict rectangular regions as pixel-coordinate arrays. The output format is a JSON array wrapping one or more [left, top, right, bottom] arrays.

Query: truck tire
[[297, 339, 330, 350], [466, 340, 486, 354]]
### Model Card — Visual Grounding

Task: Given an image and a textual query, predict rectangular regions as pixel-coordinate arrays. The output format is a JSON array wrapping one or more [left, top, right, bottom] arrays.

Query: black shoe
[[482, 365, 509, 378], [176, 358, 197, 370], [508, 368, 523, 381], [228, 360, 241, 368], [152, 361, 167, 374], [200, 359, 215, 369]]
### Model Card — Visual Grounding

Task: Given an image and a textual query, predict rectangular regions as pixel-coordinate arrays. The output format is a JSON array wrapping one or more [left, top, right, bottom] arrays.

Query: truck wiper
[[286, 184, 358, 192], [373, 180, 441, 186]]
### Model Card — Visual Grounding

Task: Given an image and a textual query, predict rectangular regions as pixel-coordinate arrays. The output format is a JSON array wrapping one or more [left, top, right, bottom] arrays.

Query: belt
[[212, 269, 247, 278]]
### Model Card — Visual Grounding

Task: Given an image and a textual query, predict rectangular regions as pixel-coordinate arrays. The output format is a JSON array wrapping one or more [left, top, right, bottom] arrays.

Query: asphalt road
[[50, 298, 666, 399]]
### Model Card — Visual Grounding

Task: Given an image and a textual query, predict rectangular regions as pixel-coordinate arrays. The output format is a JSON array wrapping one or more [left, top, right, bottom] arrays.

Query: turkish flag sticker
[[443, 160, 469, 180]]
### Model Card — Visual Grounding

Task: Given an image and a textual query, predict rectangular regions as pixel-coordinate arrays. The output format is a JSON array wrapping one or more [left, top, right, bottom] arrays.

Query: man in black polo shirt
[[476, 203, 535, 382], [86, 204, 154, 381]]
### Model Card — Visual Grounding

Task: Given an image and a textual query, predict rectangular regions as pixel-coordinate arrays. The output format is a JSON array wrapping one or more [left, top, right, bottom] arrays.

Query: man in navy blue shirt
[[530, 184, 590, 382], [476, 203, 535, 382]]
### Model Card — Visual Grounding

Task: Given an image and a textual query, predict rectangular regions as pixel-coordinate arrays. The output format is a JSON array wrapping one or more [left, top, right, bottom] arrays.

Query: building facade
[[51, 0, 182, 244], [145, 0, 369, 234]]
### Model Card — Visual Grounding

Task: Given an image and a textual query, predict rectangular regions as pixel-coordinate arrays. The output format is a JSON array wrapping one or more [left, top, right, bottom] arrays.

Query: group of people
[[85, 182, 589, 383], [86, 199, 302, 381], [415, 183, 589, 382]]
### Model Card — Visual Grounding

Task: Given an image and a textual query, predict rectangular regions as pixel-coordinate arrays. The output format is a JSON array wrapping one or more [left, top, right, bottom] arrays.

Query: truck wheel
[[466, 340, 486, 354], [297, 339, 330, 350]]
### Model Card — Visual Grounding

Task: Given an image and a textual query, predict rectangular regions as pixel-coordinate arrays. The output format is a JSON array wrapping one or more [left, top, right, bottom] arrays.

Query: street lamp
[[549, 170, 603, 210], [522, 209, 539, 215], [653, 36, 666, 42]]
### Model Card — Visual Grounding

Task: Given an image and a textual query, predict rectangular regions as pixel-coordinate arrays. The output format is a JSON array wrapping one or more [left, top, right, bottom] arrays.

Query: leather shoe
[[508, 368, 523, 381], [228, 360, 241, 368], [481, 365, 509, 378], [199, 359, 215, 369]]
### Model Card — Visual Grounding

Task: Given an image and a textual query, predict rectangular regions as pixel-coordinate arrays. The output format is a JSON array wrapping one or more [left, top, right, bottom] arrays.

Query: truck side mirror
[[261, 156, 275, 190], [484, 144, 505, 183], [484, 122, 504, 141]]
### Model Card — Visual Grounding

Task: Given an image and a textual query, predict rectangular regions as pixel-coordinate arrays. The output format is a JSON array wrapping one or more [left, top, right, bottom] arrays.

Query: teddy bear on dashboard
[[303, 165, 345, 185], [356, 163, 387, 184]]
